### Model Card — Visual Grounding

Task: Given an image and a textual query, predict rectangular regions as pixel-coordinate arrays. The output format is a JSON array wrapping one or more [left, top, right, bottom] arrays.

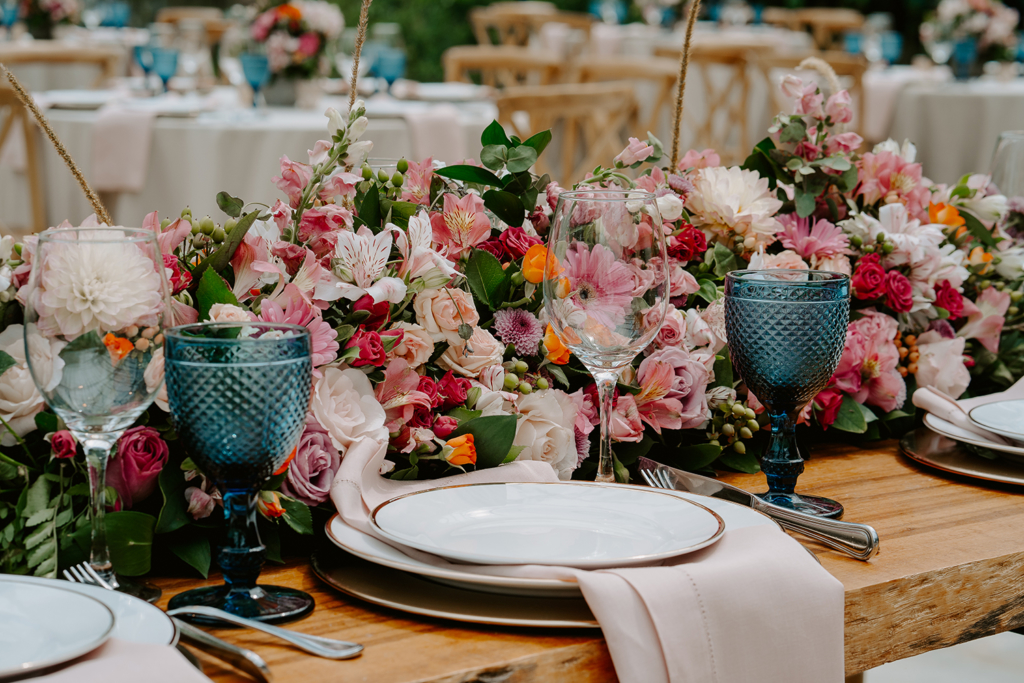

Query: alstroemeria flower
[[430, 193, 492, 257], [326, 226, 407, 304], [614, 137, 654, 166], [396, 212, 460, 281], [958, 287, 1010, 353], [273, 155, 313, 208], [401, 157, 434, 205], [374, 358, 432, 431]]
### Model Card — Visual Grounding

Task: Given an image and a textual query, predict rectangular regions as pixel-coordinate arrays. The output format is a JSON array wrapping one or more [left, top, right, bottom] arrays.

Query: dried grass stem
[[670, 0, 702, 169], [348, 0, 374, 112]]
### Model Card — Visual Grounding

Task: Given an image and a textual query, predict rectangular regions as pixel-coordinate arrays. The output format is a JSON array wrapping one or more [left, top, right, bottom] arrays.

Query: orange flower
[[276, 3, 302, 21], [445, 434, 477, 467], [103, 333, 134, 361], [928, 202, 966, 229], [257, 492, 286, 519], [273, 446, 297, 476], [555, 277, 572, 299], [968, 245, 994, 274], [543, 324, 571, 365], [522, 244, 563, 284]]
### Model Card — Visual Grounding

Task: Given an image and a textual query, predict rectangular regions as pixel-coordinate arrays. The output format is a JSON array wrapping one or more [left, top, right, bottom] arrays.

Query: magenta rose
[[528, 210, 550, 235], [438, 371, 471, 410], [477, 239, 508, 261], [107, 427, 169, 509], [417, 375, 442, 408], [353, 294, 390, 330], [296, 32, 321, 58], [346, 329, 386, 367], [934, 280, 964, 320], [280, 418, 342, 506], [50, 430, 77, 459], [433, 415, 459, 438], [851, 253, 886, 300], [498, 227, 542, 260], [884, 270, 914, 313]]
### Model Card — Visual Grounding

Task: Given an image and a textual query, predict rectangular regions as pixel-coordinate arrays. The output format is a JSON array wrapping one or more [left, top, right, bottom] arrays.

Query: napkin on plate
[[401, 104, 467, 164], [331, 437, 844, 683], [33, 638, 211, 683], [912, 376, 1024, 445], [91, 103, 158, 193]]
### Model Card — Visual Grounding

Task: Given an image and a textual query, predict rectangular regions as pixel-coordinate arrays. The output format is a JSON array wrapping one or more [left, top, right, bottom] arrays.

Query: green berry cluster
[[171, 207, 237, 254], [501, 358, 548, 395], [359, 158, 409, 200], [706, 401, 760, 455]]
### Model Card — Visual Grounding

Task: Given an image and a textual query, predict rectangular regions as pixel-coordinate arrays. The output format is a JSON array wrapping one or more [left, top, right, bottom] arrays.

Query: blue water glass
[[953, 37, 978, 81], [240, 53, 270, 108], [1, 1, 17, 36], [752, 4, 764, 24], [880, 30, 903, 63], [151, 47, 178, 92], [165, 322, 314, 623], [375, 47, 406, 93], [101, 1, 129, 27], [844, 32, 863, 55], [724, 271, 850, 518], [134, 45, 153, 76]]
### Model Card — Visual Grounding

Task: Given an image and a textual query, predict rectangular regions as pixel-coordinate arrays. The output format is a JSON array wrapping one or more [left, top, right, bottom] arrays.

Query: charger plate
[[922, 413, 1024, 463], [310, 546, 599, 629], [900, 428, 1024, 487]]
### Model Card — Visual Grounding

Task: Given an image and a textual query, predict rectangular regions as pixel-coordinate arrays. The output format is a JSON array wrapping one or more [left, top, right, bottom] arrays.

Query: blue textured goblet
[[724, 270, 850, 518], [165, 322, 313, 623]]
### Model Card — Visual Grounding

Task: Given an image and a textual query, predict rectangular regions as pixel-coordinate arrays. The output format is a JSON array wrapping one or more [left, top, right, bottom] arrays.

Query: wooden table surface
[[152, 440, 1024, 682]]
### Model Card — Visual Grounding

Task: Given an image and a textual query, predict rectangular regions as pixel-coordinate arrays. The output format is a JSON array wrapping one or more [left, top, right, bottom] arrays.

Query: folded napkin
[[912, 376, 1024, 445], [331, 437, 845, 683], [91, 103, 158, 193], [34, 638, 211, 683], [402, 104, 467, 164]]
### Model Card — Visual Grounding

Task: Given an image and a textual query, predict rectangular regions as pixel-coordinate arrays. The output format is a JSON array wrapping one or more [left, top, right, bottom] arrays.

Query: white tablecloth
[[889, 78, 1024, 185], [862, 65, 952, 143], [0, 94, 495, 231]]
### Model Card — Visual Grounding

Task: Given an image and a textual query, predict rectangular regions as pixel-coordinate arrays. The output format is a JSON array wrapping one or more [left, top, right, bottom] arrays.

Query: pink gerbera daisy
[[777, 214, 850, 260], [563, 243, 635, 329]]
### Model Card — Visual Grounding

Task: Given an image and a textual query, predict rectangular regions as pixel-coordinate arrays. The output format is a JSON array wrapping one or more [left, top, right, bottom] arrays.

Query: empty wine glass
[[542, 190, 669, 482], [990, 130, 1024, 199], [151, 47, 179, 92], [239, 53, 270, 108], [165, 322, 313, 623], [23, 227, 171, 600], [724, 270, 850, 518]]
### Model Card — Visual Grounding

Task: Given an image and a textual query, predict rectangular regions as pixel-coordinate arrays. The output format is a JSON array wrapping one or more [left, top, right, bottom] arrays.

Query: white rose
[[437, 328, 503, 378], [513, 389, 579, 481], [207, 303, 251, 323], [2, 325, 65, 446], [144, 346, 168, 412], [656, 194, 684, 222], [310, 367, 387, 450], [475, 389, 514, 416]]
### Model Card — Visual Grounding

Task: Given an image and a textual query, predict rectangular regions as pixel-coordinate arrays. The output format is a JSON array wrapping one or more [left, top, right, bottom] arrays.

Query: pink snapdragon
[[273, 155, 313, 208]]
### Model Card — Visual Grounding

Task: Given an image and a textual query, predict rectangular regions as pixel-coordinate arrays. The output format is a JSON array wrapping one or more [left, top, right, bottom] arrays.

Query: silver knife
[[638, 457, 879, 561], [176, 617, 274, 683]]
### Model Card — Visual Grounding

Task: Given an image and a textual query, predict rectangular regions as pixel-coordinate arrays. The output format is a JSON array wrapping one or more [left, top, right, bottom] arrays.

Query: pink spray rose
[[345, 329, 386, 367], [609, 394, 644, 442], [498, 227, 542, 260], [50, 430, 77, 459], [107, 427, 169, 509], [824, 90, 853, 124], [280, 417, 342, 506], [884, 270, 914, 313]]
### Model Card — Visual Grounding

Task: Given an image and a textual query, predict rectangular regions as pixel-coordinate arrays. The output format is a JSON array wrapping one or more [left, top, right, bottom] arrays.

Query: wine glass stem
[[220, 488, 265, 593], [81, 437, 119, 588], [594, 371, 618, 483], [763, 409, 804, 496]]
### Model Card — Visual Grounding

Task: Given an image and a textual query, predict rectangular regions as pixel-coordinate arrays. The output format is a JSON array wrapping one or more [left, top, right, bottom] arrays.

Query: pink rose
[[346, 329, 386, 367], [668, 265, 701, 298], [433, 416, 458, 438], [825, 132, 863, 155], [609, 394, 644, 442], [50, 430, 76, 459], [418, 375, 441, 408], [812, 387, 844, 429], [107, 427, 169, 509], [272, 155, 313, 208], [296, 32, 321, 58], [614, 137, 654, 166], [643, 347, 710, 429], [389, 322, 434, 369], [934, 280, 964, 320], [280, 416, 341, 506], [852, 253, 886, 300], [498, 227, 542, 260], [824, 90, 853, 124], [884, 270, 914, 313], [653, 306, 687, 350], [353, 294, 390, 330]]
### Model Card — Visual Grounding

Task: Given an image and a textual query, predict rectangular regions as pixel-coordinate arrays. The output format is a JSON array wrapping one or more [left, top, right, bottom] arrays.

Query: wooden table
[[152, 440, 1024, 681]]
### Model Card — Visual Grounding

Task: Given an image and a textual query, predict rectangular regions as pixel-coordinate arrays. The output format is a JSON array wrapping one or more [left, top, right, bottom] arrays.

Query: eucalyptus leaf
[[434, 165, 503, 187], [480, 144, 507, 171], [505, 145, 538, 173], [521, 130, 552, 156], [215, 191, 244, 218], [794, 188, 817, 218], [480, 120, 512, 147]]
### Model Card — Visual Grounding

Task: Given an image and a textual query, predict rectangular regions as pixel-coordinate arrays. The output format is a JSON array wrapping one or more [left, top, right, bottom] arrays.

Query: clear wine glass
[[165, 322, 313, 623], [542, 189, 669, 482], [990, 130, 1024, 199], [23, 227, 171, 601]]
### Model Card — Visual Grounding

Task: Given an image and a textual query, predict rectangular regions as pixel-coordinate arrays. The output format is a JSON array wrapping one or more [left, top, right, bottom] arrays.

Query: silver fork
[[65, 563, 363, 660], [64, 563, 273, 683]]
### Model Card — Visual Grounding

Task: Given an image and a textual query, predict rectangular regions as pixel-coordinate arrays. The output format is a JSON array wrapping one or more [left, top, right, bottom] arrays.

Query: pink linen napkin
[[912, 376, 1024, 445], [402, 104, 467, 164], [91, 103, 158, 193], [330, 436, 845, 683], [33, 638, 211, 683]]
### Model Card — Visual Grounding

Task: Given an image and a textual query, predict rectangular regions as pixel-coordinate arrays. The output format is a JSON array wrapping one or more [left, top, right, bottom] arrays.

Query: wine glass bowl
[[150, 47, 179, 92], [239, 53, 270, 109], [724, 270, 850, 517], [165, 322, 314, 623], [542, 189, 669, 481]]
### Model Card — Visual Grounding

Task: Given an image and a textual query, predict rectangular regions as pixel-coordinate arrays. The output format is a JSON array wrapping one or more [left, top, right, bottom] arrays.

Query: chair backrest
[[0, 86, 47, 233], [0, 41, 123, 88], [155, 6, 229, 45], [575, 56, 678, 142], [753, 51, 868, 137], [496, 81, 636, 186], [792, 9, 864, 50], [469, 2, 556, 46], [443, 45, 563, 88]]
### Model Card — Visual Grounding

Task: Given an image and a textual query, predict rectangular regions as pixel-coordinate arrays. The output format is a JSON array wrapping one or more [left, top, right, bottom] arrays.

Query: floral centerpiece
[[920, 0, 1020, 63], [2, 67, 1022, 580], [21, 0, 80, 39]]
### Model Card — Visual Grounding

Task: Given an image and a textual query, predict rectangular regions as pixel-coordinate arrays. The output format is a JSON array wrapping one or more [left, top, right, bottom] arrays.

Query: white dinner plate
[[42, 89, 123, 110], [10, 575, 177, 647], [399, 82, 491, 101], [370, 482, 725, 568], [923, 413, 1024, 462], [0, 577, 116, 677], [328, 486, 776, 597], [968, 400, 1024, 443]]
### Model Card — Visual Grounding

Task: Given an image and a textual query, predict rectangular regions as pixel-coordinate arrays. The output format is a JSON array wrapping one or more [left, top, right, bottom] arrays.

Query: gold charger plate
[[899, 428, 1024, 487], [310, 546, 599, 629]]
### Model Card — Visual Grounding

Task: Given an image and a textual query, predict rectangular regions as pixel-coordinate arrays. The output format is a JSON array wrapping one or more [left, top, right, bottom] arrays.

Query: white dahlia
[[686, 166, 783, 249], [37, 235, 164, 340]]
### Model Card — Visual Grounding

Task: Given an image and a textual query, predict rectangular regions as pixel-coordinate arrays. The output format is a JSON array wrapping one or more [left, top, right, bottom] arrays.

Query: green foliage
[[449, 414, 518, 469], [189, 210, 260, 288], [106, 511, 155, 576], [464, 249, 512, 311], [195, 268, 239, 323], [0, 350, 16, 380]]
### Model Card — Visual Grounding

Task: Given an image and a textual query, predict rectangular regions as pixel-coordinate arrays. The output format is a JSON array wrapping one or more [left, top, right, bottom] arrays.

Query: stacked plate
[[924, 398, 1024, 463], [317, 481, 778, 628], [0, 575, 176, 678]]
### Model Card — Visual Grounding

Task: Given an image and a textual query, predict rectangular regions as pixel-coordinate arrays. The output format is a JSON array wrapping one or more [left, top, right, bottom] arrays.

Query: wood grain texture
[[151, 441, 1024, 681]]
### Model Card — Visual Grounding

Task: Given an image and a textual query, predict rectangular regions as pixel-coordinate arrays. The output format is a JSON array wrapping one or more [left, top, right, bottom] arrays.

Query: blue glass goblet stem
[[724, 270, 850, 518], [165, 322, 313, 624]]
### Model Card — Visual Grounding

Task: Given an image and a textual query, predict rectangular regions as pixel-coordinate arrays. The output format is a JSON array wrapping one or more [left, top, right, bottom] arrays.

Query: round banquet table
[[0, 94, 495, 230], [888, 78, 1024, 185]]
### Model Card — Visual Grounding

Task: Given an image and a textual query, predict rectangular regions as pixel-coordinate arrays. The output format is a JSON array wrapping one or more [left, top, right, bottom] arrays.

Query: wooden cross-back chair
[[155, 6, 229, 45], [575, 57, 679, 143], [0, 86, 45, 234], [496, 82, 636, 186], [443, 45, 563, 88], [469, 2, 591, 47], [0, 42, 122, 88], [792, 9, 865, 50]]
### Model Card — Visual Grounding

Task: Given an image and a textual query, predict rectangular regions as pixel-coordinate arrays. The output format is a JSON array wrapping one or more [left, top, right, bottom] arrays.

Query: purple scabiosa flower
[[492, 308, 544, 356]]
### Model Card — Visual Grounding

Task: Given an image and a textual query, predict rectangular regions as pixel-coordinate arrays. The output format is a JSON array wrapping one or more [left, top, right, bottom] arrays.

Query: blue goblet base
[[169, 585, 315, 625], [758, 492, 844, 519]]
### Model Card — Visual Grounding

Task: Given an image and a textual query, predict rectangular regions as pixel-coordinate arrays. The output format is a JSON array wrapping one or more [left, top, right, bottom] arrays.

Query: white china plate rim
[[369, 481, 726, 568], [967, 399, 1024, 442], [0, 577, 117, 677], [923, 412, 1024, 459]]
